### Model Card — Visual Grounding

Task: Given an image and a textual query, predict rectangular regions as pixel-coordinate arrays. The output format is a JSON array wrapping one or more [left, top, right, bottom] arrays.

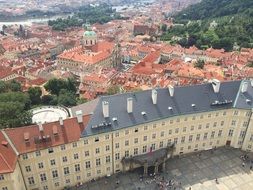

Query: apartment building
[[1, 79, 253, 190]]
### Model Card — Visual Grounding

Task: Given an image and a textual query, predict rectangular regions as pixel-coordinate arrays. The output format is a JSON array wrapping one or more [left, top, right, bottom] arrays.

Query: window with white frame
[[62, 156, 67, 162], [40, 173, 47, 182], [125, 150, 129, 157], [38, 162, 43, 169], [28, 177, 35, 185], [106, 156, 110, 163], [0, 175, 4, 181], [96, 158, 101, 166], [52, 170, 58, 178], [64, 167, 70, 175], [75, 164, 80, 172], [85, 151, 89, 157], [85, 161, 91, 169], [74, 153, 79, 160]]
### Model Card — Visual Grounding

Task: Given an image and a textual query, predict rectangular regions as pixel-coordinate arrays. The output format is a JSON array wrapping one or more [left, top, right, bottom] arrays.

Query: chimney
[[76, 110, 83, 123], [59, 117, 63, 126], [127, 97, 133, 113], [38, 122, 43, 132], [152, 89, 157, 104], [168, 85, 174, 97], [211, 79, 220, 93], [241, 81, 248, 93], [102, 101, 109, 118]]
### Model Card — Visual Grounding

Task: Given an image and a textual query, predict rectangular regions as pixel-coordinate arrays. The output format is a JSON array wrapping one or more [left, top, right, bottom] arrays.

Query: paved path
[[73, 147, 253, 190]]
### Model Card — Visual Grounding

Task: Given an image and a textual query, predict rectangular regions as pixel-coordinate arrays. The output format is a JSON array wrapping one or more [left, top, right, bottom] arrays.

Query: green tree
[[0, 92, 32, 128], [201, 30, 219, 45], [161, 0, 253, 51], [66, 78, 77, 94], [194, 59, 205, 69], [212, 37, 234, 51], [161, 24, 167, 32], [8, 80, 22, 92], [28, 87, 42, 105], [247, 61, 253, 67], [41, 95, 58, 105], [57, 89, 77, 107], [77, 98, 88, 105], [0, 81, 7, 93], [44, 78, 77, 96], [107, 85, 121, 95]]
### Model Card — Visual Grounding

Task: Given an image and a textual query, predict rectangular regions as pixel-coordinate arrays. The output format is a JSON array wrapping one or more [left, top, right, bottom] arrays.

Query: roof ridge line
[[233, 80, 243, 108], [0, 152, 12, 171], [1, 130, 19, 156]]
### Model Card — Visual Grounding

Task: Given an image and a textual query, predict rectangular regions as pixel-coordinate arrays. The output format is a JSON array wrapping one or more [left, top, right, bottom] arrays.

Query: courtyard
[[31, 106, 69, 124], [73, 147, 253, 190]]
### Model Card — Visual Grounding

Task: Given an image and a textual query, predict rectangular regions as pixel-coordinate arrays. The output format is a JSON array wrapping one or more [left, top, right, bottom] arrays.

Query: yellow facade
[[3, 108, 249, 190], [0, 164, 26, 190]]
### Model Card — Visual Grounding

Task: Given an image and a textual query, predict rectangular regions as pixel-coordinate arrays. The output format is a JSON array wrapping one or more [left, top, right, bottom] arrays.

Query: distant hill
[[176, 0, 253, 20], [161, 0, 253, 51]]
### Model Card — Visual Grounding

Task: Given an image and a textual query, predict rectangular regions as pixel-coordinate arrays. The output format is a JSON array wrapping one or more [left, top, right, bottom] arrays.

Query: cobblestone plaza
[[74, 147, 253, 190]]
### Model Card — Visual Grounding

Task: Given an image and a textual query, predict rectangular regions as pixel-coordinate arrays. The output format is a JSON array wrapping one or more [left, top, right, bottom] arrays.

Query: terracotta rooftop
[[83, 74, 108, 84], [142, 51, 160, 63], [0, 131, 17, 174], [4, 116, 90, 154], [58, 41, 115, 65], [29, 78, 47, 86], [0, 65, 14, 79]]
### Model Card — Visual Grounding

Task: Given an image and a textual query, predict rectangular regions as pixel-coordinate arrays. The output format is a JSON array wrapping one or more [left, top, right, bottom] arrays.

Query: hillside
[[161, 0, 253, 51], [176, 0, 253, 20]]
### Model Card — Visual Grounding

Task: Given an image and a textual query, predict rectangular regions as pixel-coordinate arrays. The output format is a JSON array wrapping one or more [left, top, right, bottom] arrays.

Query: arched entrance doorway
[[148, 166, 155, 175]]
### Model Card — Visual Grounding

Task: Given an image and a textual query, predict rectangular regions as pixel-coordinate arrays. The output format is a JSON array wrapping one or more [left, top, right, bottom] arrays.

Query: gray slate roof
[[234, 81, 253, 109], [78, 80, 253, 137], [71, 98, 99, 117]]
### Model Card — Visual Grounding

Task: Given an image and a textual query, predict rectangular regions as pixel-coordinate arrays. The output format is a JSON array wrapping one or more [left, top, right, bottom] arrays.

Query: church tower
[[82, 22, 97, 46]]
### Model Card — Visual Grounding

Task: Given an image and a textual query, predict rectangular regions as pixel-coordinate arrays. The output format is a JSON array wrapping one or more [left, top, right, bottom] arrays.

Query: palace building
[[57, 24, 121, 75], [1, 79, 253, 190]]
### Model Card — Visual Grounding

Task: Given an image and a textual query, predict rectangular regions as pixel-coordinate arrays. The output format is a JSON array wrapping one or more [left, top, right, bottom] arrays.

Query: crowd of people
[[138, 173, 183, 190]]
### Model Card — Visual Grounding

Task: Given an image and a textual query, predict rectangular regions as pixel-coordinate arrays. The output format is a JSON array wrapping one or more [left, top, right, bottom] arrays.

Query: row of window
[[89, 112, 234, 143], [23, 125, 232, 161], [22, 115, 250, 161], [114, 137, 222, 160], [179, 140, 220, 152], [28, 164, 82, 185], [28, 166, 112, 189]]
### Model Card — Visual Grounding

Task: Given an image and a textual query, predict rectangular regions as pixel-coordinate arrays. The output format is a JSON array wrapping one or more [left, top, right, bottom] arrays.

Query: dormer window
[[95, 137, 99, 142], [48, 148, 54, 154]]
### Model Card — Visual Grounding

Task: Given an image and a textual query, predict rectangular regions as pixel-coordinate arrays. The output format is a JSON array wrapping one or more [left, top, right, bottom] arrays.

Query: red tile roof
[[0, 65, 13, 79], [0, 131, 17, 174], [4, 116, 90, 154], [29, 78, 47, 86], [58, 41, 115, 65], [83, 74, 107, 84]]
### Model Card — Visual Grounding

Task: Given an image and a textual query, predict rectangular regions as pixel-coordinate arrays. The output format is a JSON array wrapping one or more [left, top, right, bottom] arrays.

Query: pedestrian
[[242, 162, 245, 167], [189, 187, 192, 190], [250, 166, 252, 170]]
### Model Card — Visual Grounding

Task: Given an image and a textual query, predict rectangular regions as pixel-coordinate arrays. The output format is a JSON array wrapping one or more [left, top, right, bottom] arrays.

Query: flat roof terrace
[[32, 106, 70, 124]]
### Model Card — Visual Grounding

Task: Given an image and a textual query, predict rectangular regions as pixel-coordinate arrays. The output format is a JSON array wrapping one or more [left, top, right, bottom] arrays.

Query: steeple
[[82, 20, 97, 46]]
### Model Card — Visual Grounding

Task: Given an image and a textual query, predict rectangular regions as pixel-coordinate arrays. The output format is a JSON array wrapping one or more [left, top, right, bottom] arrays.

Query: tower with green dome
[[82, 22, 97, 46]]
